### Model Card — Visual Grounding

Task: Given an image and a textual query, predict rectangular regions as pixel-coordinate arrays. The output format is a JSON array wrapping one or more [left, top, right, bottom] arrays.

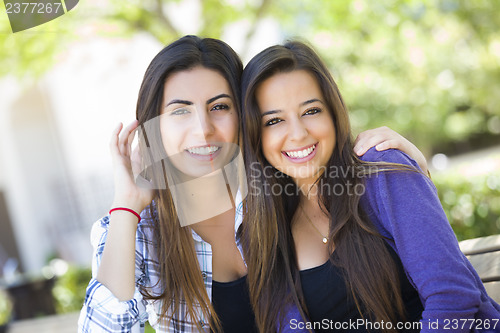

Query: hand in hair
[[109, 120, 154, 213], [97, 120, 155, 301], [354, 126, 429, 175]]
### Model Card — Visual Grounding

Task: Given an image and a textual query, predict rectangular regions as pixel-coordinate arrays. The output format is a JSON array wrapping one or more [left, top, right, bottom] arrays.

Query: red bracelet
[[109, 207, 141, 223]]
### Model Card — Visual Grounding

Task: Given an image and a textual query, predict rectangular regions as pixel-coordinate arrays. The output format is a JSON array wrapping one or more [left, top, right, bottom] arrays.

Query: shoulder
[[357, 147, 436, 215], [358, 147, 421, 170], [358, 148, 433, 193]]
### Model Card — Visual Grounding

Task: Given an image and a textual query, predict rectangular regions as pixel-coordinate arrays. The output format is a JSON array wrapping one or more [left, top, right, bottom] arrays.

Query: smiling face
[[160, 66, 239, 178], [256, 70, 336, 187]]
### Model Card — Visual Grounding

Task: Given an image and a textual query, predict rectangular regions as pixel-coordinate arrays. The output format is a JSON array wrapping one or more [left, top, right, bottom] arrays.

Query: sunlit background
[[0, 0, 499, 330]]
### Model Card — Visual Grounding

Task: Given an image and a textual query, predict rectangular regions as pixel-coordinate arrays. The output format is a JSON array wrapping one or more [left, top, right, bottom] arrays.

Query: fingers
[[375, 139, 401, 151], [354, 127, 379, 155], [354, 126, 400, 156], [126, 125, 138, 157], [109, 122, 123, 155], [118, 120, 139, 156], [355, 134, 393, 156], [355, 126, 429, 174]]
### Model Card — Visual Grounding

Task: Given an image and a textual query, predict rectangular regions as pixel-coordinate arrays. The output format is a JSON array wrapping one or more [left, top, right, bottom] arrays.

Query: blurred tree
[[0, 0, 269, 76], [0, 10, 72, 77], [1, 0, 498, 154], [434, 164, 500, 240], [52, 265, 91, 313], [267, 0, 500, 156]]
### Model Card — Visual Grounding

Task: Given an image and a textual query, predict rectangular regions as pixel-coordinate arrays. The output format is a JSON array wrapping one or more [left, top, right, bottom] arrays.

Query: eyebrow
[[166, 99, 192, 107], [261, 110, 280, 117], [206, 93, 232, 105], [165, 93, 232, 108], [261, 98, 324, 117], [300, 98, 323, 106]]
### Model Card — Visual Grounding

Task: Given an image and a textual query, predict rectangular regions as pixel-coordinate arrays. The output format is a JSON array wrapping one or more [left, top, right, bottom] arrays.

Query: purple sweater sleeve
[[360, 148, 499, 333]]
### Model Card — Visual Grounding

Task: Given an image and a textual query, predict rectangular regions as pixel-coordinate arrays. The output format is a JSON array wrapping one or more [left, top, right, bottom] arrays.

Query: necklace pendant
[[322, 237, 328, 244]]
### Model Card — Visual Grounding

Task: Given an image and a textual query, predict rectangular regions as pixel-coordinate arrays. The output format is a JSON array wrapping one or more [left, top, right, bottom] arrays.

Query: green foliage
[[52, 266, 92, 314], [3, 0, 499, 151], [145, 322, 155, 333], [433, 161, 500, 241], [269, 0, 500, 155], [0, 4, 78, 78], [199, 0, 243, 37], [0, 290, 11, 325]]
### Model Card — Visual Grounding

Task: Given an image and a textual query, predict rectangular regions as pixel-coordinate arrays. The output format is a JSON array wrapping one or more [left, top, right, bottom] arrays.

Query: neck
[[294, 177, 320, 205], [292, 166, 326, 200], [170, 169, 236, 227], [190, 207, 237, 245], [295, 178, 332, 220]]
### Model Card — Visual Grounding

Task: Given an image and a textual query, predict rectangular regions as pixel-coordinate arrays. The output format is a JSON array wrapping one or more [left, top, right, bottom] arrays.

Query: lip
[[184, 144, 222, 162], [282, 143, 317, 163]]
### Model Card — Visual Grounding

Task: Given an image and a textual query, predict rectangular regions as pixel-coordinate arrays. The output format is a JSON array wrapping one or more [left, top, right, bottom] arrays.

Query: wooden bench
[[459, 234, 500, 303]]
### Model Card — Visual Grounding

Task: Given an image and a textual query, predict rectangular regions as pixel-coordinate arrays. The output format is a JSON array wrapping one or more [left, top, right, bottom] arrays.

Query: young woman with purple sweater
[[240, 41, 500, 333]]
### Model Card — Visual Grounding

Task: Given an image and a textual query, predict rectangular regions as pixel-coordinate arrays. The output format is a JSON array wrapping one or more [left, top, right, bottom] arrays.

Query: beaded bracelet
[[109, 207, 141, 223]]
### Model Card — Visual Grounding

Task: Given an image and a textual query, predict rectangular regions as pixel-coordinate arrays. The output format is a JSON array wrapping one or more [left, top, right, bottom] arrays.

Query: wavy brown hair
[[241, 41, 419, 333], [134, 35, 243, 332]]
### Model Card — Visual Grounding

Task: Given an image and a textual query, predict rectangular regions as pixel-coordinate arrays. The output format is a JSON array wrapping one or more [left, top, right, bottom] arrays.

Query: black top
[[299, 245, 423, 332], [212, 275, 257, 332]]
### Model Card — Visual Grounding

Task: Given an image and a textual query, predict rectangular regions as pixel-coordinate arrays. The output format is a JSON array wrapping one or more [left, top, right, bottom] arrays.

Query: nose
[[192, 109, 215, 139], [288, 117, 308, 142]]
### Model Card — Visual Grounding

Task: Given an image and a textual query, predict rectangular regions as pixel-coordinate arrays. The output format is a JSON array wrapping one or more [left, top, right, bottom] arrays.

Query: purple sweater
[[282, 148, 500, 333], [359, 148, 500, 333]]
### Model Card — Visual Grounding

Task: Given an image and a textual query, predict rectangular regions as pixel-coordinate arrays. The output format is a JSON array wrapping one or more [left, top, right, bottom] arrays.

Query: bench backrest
[[459, 234, 500, 303]]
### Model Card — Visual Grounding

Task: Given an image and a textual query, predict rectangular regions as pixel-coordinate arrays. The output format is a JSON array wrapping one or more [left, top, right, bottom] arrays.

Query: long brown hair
[[241, 41, 416, 333], [135, 35, 243, 332]]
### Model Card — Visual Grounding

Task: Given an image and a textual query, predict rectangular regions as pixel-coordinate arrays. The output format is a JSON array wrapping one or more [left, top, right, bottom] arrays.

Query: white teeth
[[285, 145, 315, 158], [187, 146, 220, 155]]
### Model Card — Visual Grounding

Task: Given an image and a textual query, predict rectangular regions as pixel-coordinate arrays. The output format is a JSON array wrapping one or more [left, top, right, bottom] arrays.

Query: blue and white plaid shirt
[[78, 197, 244, 333]]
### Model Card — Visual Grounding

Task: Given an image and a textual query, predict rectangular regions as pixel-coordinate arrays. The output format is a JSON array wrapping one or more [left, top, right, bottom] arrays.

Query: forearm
[[96, 210, 139, 301]]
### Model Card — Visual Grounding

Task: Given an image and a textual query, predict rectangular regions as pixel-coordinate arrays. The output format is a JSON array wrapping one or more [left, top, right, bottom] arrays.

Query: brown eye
[[304, 107, 321, 116], [211, 104, 230, 111], [264, 117, 283, 126]]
